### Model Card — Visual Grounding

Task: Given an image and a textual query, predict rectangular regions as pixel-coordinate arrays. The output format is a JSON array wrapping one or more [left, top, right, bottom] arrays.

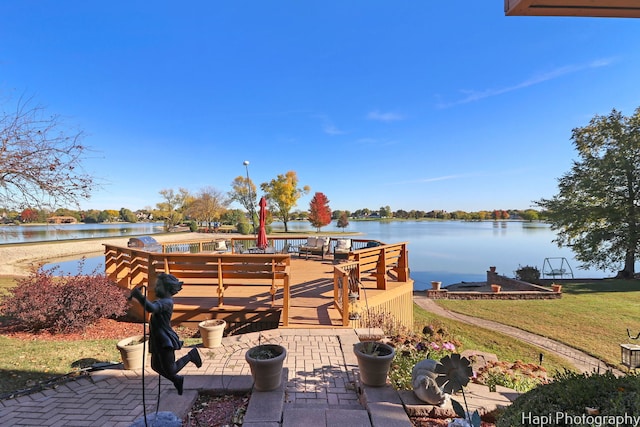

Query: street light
[[243, 160, 257, 234]]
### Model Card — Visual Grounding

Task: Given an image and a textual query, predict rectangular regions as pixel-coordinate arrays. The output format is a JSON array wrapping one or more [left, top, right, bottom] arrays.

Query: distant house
[[47, 216, 78, 224]]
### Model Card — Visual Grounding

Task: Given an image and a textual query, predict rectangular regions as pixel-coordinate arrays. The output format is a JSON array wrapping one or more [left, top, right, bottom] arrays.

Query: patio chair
[[299, 236, 330, 259], [333, 238, 351, 262], [214, 240, 228, 253]]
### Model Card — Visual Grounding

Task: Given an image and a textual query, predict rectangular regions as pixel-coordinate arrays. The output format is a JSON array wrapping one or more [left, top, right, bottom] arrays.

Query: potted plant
[[245, 343, 287, 391], [198, 319, 226, 348], [491, 284, 501, 293], [353, 341, 395, 387], [431, 281, 442, 290], [116, 335, 149, 370]]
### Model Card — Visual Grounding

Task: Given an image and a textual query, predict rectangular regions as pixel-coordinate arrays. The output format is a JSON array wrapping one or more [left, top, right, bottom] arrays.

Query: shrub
[[474, 359, 549, 393], [515, 265, 541, 284], [188, 220, 198, 232], [497, 370, 640, 426], [0, 260, 128, 333], [236, 222, 252, 235]]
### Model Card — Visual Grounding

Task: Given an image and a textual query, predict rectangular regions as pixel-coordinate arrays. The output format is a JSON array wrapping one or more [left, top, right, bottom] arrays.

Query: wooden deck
[[170, 256, 411, 330], [105, 239, 414, 333]]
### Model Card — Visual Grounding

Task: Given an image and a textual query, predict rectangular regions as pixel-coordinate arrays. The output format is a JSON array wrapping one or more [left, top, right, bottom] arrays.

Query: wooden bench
[[147, 253, 291, 325]]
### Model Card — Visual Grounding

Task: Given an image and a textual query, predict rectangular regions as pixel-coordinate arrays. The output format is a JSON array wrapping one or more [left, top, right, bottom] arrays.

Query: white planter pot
[[116, 335, 149, 370], [199, 319, 226, 348]]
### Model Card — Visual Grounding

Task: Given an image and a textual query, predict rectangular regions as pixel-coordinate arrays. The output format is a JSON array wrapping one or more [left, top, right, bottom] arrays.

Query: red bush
[[0, 260, 128, 333]]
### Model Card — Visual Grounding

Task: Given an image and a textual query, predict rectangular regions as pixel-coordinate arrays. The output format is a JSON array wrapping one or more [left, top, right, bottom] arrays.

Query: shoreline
[[0, 233, 234, 278]]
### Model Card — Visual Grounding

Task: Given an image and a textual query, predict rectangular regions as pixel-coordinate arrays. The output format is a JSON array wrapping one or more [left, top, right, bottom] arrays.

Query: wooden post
[[376, 248, 387, 290], [396, 244, 409, 282]]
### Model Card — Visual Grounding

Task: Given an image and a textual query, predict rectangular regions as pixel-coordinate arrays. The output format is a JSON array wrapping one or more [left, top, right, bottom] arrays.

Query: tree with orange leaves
[[308, 192, 332, 232]]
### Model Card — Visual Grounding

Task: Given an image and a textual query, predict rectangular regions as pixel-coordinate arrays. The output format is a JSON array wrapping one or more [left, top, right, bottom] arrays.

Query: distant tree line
[[1, 204, 547, 227]]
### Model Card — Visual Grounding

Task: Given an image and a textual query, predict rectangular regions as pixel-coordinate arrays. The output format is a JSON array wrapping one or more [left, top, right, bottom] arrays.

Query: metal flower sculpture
[[435, 354, 473, 393], [435, 354, 480, 427]]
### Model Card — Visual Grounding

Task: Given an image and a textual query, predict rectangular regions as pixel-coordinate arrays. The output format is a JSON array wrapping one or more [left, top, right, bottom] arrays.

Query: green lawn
[[412, 303, 572, 374], [0, 336, 123, 396], [435, 279, 640, 368]]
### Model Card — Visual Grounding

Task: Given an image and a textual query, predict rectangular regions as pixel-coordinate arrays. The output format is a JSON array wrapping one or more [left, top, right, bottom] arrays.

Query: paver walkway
[[0, 329, 412, 427], [3, 294, 609, 427]]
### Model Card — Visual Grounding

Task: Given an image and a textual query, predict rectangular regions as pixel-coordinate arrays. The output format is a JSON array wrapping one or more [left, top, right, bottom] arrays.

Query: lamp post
[[243, 160, 257, 235]]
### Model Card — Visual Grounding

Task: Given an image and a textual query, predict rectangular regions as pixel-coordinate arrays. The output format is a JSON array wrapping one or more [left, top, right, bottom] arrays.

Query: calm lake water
[[35, 220, 617, 290], [0, 222, 164, 243]]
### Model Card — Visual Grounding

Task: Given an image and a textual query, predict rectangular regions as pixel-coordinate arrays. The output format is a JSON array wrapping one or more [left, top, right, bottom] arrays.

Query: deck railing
[[105, 236, 413, 329], [332, 242, 413, 329]]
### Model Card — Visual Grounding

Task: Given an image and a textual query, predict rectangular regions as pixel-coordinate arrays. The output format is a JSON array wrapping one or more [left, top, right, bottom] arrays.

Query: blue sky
[[2, 2, 639, 213]]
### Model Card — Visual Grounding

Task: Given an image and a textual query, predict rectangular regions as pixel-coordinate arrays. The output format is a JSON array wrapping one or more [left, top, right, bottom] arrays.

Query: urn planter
[[491, 284, 502, 293], [245, 344, 287, 391], [431, 281, 442, 290], [353, 341, 395, 387], [116, 335, 149, 370], [551, 284, 562, 293], [199, 319, 226, 348]]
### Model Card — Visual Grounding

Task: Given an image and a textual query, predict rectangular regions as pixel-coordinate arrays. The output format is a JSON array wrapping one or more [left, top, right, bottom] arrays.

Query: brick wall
[[424, 267, 561, 300]]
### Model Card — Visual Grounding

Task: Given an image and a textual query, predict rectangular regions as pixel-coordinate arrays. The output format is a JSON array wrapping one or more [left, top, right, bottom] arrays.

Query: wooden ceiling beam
[[505, 0, 640, 18]]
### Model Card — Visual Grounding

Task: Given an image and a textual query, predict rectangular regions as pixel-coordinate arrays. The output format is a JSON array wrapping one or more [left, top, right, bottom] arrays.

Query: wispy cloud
[[312, 114, 345, 135], [438, 58, 614, 108], [323, 124, 345, 135], [391, 168, 530, 185], [367, 110, 404, 122], [394, 174, 471, 185]]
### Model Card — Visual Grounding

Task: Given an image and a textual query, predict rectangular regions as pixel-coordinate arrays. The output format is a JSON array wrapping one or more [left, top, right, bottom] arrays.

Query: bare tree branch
[[0, 98, 95, 210]]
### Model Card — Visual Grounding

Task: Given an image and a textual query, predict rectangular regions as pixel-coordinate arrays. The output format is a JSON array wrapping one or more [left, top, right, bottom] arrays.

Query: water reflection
[[0, 222, 164, 244]]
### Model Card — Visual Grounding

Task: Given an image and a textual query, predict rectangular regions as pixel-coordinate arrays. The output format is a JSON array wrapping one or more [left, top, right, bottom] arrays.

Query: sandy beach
[[0, 233, 230, 277]]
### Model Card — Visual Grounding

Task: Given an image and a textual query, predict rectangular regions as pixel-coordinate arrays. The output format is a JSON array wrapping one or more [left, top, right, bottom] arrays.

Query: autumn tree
[[260, 171, 310, 232], [187, 186, 229, 231], [157, 188, 190, 230], [308, 192, 332, 232], [19, 208, 38, 223], [0, 99, 95, 209], [101, 209, 120, 222], [492, 210, 510, 220], [537, 107, 640, 279], [337, 211, 349, 232], [229, 176, 257, 231]]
